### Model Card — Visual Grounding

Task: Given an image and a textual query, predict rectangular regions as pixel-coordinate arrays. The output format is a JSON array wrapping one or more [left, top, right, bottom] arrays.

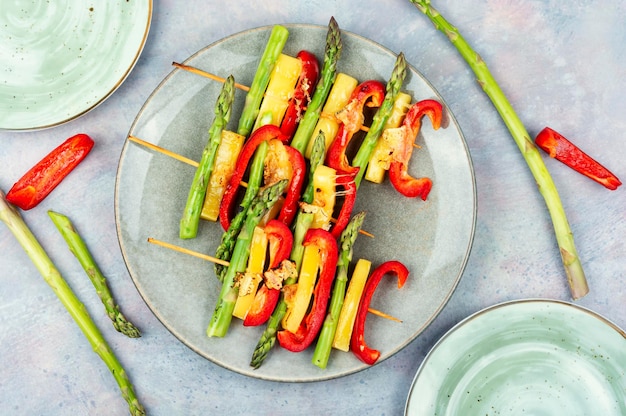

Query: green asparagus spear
[[214, 140, 269, 281], [409, 0, 588, 299], [352, 52, 407, 187], [48, 210, 141, 338], [290, 17, 342, 154], [0, 192, 145, 416], [180, 75, 236, 239], [312, 211, 366, 368], [237, 25, 289, 137], [207, 179, 288, 338], [249, 134, 326, 368]]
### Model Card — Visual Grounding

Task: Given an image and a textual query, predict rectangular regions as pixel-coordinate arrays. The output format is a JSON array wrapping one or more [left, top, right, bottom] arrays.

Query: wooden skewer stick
[[148, 236, 400, 323], [172, 62, 251, 92], [128, 135, 199, 167]]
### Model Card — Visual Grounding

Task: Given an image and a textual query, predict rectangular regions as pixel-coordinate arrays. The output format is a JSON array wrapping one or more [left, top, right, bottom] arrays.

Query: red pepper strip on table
[[219, 125, 289, 230], [244, 220, 294, 327], [277, 229, 338, 352], [6, 133, 94, 210], [330, 174, 357, 238], [350, 260, 409, 365], [276, 146, 306, 226], [388, 99, 443, 200], [280, 50, 320, 139], [326, 80, 386, 176], [535, 127, 622, 191]]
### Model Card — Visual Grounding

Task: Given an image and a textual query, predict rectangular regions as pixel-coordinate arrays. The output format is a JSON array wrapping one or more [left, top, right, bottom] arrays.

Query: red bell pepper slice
[[326, 80, 386, 176], [535, 127, 621, 190], [277, 228, 338, 352], [350, 260, 409, 365], [281, 50, 320, 139], [219, 125, 288, 230], [276, 145, 306, 226], [330, 174, 357, 238], [388, 99, 443, 200], [244, 219, 294, 327], [6, 133, 94, 210]]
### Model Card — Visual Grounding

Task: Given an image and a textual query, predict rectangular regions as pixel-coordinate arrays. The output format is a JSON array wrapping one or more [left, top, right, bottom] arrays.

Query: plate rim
[[0, 0, 153, 131], [404, 297, 626, 414], [115, 22, 477, 382]]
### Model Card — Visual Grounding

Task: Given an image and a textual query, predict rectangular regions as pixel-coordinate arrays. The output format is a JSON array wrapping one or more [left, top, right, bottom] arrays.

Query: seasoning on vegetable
[[350, 260, 408, 365], [6, 133, 94, 210], [535, 127, 621, 190], [280, 50, 320, 138], [388, 99, 443, 200], [277, 228, 338, 352], [243, 220, 295, 327], [326, 80, 386, 176]]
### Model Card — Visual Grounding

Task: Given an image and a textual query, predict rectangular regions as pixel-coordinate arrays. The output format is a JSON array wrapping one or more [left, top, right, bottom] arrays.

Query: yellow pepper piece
[[253, 53, 302, 131], [200, 130, 245, 221], [310, 164, 336, 230], [332, 258, 371, 351], [364, 92, 412, 183], [233, 226, 268, 319], [305, 73, 358, 158], [281, 243, 320, 333]]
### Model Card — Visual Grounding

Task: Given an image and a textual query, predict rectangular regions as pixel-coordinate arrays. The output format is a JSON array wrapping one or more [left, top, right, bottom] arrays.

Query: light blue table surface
[[1, 1, 624, 415]]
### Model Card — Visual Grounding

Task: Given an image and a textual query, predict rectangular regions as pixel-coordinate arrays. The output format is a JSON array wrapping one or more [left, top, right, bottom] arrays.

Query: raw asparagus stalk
[[237, 25, 289, 137], [409, 0, 588, 299], [312, 211, 366, 368], [207, 179, 288, 337], [249, 134, 326, 368], [214, 141, 269, 281], [0, 191, 145, 416], [352, 52, 407, 187], [48, 210, 141, 338], [180, 75, 236, 239], [290, 17, 342, 154]]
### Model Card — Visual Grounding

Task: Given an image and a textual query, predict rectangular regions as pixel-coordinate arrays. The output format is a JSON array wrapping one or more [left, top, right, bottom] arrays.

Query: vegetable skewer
[[409, 0, 589, 299], [48, 210, 141, 338], [145, 235, 397, 322], [0, 192, 145, 416]]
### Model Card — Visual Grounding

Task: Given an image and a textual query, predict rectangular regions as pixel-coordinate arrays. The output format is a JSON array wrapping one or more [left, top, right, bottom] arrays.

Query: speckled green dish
[[405, 299, 626, 415], [115, 24, 476, 382], [0, 0, 152, 131]]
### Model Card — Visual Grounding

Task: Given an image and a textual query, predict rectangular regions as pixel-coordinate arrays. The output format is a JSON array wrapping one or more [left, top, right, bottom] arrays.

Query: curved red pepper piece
[[350, 260, 409, 365], [326, 80, 386, 175], [389, 99, 443, 201], [277, 229, 338, 352], [330, 174, 357, 238], [535, 127, 621, 190], [281, 50, 320, 139], [244, 220, 293, 327], [219, 125, 288, 230], [277, 145, 306, 226], [6, 133, 94, 210]]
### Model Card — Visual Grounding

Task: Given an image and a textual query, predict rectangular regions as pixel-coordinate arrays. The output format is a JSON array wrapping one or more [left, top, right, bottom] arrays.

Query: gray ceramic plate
[[405, 299, 626, 415], [0, 0, 152, 131], [115, 24, 476, 382]]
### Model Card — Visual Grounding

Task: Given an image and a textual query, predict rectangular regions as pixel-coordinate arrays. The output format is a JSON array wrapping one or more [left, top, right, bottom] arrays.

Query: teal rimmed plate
[[405, 299, 626, 415], [0, 0, 152, 131], [115, 24, 476, 382]]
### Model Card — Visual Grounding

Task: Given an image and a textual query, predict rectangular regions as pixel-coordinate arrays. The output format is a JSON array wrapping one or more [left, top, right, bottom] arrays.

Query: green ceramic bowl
[[405, 299, 626, 415], [0, 0, 152, 131]]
